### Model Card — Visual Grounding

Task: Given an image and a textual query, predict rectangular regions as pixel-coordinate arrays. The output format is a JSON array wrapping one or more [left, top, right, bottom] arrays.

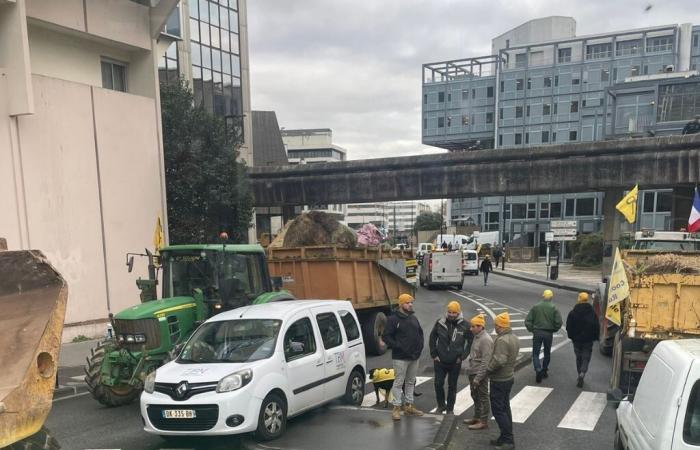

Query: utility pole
[[393, 203, 397, 246]]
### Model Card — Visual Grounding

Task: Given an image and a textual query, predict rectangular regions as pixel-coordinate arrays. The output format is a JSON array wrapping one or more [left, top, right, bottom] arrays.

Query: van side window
[[683, 380, 700, 444], [283, 318, 317, 361], [338, 310, 360, 341], [316, 312, 343, 349]]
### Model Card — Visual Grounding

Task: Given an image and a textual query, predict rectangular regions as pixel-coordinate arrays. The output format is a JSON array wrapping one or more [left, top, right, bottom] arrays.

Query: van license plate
[[163, 409, 196, 419]]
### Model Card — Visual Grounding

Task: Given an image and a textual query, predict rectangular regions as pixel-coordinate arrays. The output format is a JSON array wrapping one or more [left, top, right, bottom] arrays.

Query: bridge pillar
[[601, 189, 626, 251], [671, 186, 694, 231]]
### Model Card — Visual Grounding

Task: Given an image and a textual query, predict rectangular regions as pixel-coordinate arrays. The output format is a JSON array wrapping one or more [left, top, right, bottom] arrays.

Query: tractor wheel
[[84, 340, 140, 407], [361, 311, 387, 356], [6, 426, 60, 449]]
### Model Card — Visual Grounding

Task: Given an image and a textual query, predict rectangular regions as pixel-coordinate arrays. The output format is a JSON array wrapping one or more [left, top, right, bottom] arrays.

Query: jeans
[[391, 359, 419, 406], [573, 341, 593, 375], [469, 374, 490, 420], [532, 330, 553, 372], [483, 271, 489, 285], [490, 379, 514, 444], [434, 360, 461, 410]]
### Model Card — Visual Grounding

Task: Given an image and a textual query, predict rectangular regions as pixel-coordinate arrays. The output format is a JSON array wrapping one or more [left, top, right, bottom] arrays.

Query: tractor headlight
[[144, 371, 156, 394], [125, 335, 135, 343], [117, 335, 125, 343], [216, 369, 253, 393]]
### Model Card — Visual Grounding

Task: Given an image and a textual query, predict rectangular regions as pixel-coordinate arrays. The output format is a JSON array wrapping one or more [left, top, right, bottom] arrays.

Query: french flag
[[690, 188, 700, 233]]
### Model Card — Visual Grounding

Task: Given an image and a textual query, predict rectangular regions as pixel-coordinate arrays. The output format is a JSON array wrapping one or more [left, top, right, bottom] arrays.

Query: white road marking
[[362, 376, 431, 407], [518, 338, 571, 354], [70, 375, 85, 382], [509, 386, 553, 423], [510, 319, 525, 323], [517, 335, 533, 340], [511, 326, 527, 330], [557, 392, 607, 431], [53, 391, 90, 403], [429, 384, 474, 415], [449, 291, 498, 320]]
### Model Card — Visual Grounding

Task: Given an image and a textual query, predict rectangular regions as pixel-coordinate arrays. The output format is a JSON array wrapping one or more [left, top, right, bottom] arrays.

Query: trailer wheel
[[362, 311, 387, 356], [6, 426, 60, 449]]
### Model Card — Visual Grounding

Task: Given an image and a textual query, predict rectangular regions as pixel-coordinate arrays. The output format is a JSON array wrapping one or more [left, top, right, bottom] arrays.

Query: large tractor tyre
[[361, 311, 388, 356], [84, 341, 140, 407], [610, 333, 644, 394], [6, 426, 60, 450]]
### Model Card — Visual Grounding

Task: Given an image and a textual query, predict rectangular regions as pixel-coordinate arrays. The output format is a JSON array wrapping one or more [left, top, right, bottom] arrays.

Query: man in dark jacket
[[682, 115, 700, 135], [565, 292, 599, 387], [383, 293, 424, 420], [480, 255, 493, 286], [429, 301, 472, 414]]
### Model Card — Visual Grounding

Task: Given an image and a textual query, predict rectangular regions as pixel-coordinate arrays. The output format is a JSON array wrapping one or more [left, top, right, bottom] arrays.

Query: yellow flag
[[616, 185, 638, 224], [153, 215, 164, 252], [605, 248, 630, 326]]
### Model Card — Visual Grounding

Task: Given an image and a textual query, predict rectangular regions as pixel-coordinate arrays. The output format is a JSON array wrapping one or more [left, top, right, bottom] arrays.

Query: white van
[[462, 249, 479, 275], [140, 300, 366, 441], [416, 242, 434, 264], [613, 339, 700, 449], [419, 251, 463, 289]]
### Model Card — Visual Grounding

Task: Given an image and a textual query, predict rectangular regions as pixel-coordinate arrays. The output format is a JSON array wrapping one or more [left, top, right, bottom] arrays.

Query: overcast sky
[[248, 1, 700, 161]]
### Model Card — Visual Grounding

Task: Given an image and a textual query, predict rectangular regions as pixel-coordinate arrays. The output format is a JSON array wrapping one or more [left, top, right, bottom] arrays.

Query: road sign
[[551, 228, 577, 236], [556, 235, 577, 241], [545, 232, 554, 242], [551, 220, 577, 228]]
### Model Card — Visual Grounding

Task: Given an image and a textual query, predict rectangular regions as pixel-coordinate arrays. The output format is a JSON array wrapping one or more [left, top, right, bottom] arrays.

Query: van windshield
[[464, 252, 477, 260], [178, 319, 282, 364]]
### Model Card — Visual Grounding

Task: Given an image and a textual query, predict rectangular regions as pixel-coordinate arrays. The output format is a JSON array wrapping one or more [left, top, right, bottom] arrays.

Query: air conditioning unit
[[664, 65, 675, 73]]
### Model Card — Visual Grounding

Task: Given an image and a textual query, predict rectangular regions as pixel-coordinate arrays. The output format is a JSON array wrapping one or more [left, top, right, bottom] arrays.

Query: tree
[[160, 80, 253, 244], [414, 212, 443, 231], [570, 232, 604, 267]]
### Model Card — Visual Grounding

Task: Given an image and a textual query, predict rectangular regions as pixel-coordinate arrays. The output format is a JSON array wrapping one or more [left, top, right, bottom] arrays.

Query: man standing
[[429, 301, 472, 414], [493, 246, 502, 267], [487, 312, 519, 449], [464, 314, 494, 430], [480, 255, 493, 286], [566, 292, 599, 387], [383, 293, 424, 421], [525, 289, 563, 383], [682, 115, 700, 135]]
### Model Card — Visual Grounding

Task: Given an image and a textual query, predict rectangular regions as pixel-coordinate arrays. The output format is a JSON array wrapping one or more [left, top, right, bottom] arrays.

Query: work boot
[[436, 405, 446, 414], [392, 406, 401, 421], [577, 373, 584, 388], [404, 403, 424, 416], [463, 418, 480, 425], [468, 420, 488, 430], [542, 368, 549, 378], [536, 370, 543, 383]]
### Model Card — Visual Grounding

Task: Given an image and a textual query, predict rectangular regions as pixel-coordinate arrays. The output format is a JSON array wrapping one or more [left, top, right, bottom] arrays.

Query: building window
[[543, 103, 551, 115], [438, 92, 445, 102], [558, 47, 572, 63], [159, 41, 179, 85], [571, 101, 579, 113], [544, 76, 552, 87], [424, 94, 428, 104], [472, 88, 476, 99], [631, 65, 640, 76], [540, 202, 550, 218], [515, 133, 522, 145], [516, 106, 523, 118], [526, 105, 531, 117], [516, 79, 524, 90], [601, 68, 610, 82], [552, 131, 557, 142], [447, 116, 452, 127], [542, 130, 549, 143], [569, 130, 578, 141], [500, 81, 504, 92], [499, 108, 503, 120], [498, 134, 503, 146], [486, 112, 493, 124], [527, 202, 537, 219], [487, 86, 494, 98], [586, 42, 612, 59], [694, 34, 699, 48], [576, 198, 595, 216], [462, 115, 469, 126], [550, 202, 562, 218], [525, 132, 529, 144], [438, 117, 444, 128], [657, 83, 700, 122], [515, 53, 527, 68], [512, 203, 527, 219], [101, 59, 127, 92], [616, 39, 641, 56], [554, 75, 559, 87], [423, 118, 427, 129], [447, 93, 452, 102], [461, 90, 468, 101], [527, 78, 532, 89], [647, 35, 673, 53], [565, 198, 575, 216], [572, 77, 580, 85], [553, 103, 558, 115]]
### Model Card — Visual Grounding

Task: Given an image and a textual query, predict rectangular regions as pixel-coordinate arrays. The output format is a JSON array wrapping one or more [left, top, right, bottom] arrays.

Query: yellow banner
[[616, 185, 638, 224], [605, 248, 630, 326], [153, 215, 164, 252]]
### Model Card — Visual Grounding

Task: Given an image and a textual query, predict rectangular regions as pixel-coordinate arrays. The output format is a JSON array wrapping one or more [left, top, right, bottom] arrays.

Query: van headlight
[[217, 369, 253, 393], [144, 371, 156, 394]]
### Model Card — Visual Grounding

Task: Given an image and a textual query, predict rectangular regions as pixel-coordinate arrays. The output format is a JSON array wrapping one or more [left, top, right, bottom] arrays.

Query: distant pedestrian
[[480, 255, 493, 285], [682, 115, 700, 135], [525, 289, 563, 383], [441, 241, 448, 250], [464, 314, 494, 430], [493, 247, 503, 267], [487, 312, 519, 449], [383, 293, 425, 421], [429, 301, 472, 415], [448, 242, 453, 251], [565, 292, 599, 388]]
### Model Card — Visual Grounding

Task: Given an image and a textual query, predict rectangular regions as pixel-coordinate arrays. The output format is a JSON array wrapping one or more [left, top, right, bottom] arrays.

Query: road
[[46, 274, 616, 450]]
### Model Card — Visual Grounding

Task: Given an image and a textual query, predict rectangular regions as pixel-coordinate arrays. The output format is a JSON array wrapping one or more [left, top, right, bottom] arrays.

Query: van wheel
[[256, 393, 287, 441], [361, 312, 387, 356], [344, 369, 365, 406]]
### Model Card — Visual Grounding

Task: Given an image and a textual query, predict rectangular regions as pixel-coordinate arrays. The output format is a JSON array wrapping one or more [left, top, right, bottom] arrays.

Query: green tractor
[[84, 243, 293, 406]]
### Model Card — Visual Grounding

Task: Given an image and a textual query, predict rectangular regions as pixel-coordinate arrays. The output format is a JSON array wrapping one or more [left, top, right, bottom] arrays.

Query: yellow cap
[[543, 289, 554, 300], [495, 312, 510, 328], [470, 314, 486, 327], [398, 293, 414, 305], [447, 301, 461, 313], [577, 292, 589, 303]]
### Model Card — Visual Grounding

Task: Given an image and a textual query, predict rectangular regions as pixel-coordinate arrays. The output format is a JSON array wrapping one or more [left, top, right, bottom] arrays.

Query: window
[[544, 76, 552, 87], [438, 92, 445, 102], [569, 130, 578, 141], [601, 68, 610, 82], [540, 202, 550, 218], [486, 112, 493, 124], [447, 116, 452, 127], [438, 117, 444, 128], [643, 192, 655, 213], [447, 93, 452, 102], [631, 65, 640, 76], [424, 94, 428, 104], [284, 318, 317, 360], [586, 42, 612, 59], [101, 59, 127, 92], [616, 39, 641, 56], [499, 108, 503, 120], [515, 133, 522, 145], [550, 202, 562, 218], [423, 118, 427, 129], [516, 79, 524, 91], [565, 198, 575, 216], [694, 34, 700, 48], [558, 48, 572, 63], [527, 202, 537, 218], [515, 53, 527, 68], [571, 101, 579, 113], [657, 191, 672, 212], [525, 132, 529, 144], [316, 312, 343, 349], [526, 105, 530, 117], [683, 380, 700, 444], [543, 103, 551, 115], [500, 81, 504, 92], [339, 310, 360, 341], [487, 86, 493, 98], [572, 77, 580, 85], [527, 78, 532, 90], [542, 130, 550, 143], [462, 90, 468, 101], [498, 134, 503, 146], [516, 106, 523, 118], [472, 88, 476, 99], [554, 75, 559, 87], [657, 83, 700, 122], [462, 115, 469, 126], [647, 35, 673, 53], [512, 203, 527, 219], [552, 131, 557, 142], [577, 198, 595, 215], [613, 68, 618, 82]]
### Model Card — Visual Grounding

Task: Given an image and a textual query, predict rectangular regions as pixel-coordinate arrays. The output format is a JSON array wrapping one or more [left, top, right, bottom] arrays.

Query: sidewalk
[[492, 261, 601, 293]]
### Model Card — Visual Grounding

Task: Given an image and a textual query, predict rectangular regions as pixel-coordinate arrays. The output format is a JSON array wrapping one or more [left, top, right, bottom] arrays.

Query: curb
[[423, 413, 455, 450], [491, 270, 595, 293]]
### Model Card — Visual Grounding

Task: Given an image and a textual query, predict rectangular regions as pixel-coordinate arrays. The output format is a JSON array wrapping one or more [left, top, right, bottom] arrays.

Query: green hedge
[[570, 232, 604, 267]]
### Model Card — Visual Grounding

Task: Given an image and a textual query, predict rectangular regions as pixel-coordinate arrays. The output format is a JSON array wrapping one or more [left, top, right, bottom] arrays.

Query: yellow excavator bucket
[[0, 247, 68, 447]]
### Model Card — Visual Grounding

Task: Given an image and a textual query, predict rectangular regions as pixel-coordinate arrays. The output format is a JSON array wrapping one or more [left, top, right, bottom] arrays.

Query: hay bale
[[625, 253, 700, 276], [283, 211, 357, 248]]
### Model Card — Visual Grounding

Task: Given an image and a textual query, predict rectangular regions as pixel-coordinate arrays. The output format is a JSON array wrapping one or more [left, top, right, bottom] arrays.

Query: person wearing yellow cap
[[565, 292, 599, 387], [428, 301, 472, 414], [383, 293, 424, 420], [485, 311, 519, 449], [464, 314, 493, 430], [525, 289, 563, 383]]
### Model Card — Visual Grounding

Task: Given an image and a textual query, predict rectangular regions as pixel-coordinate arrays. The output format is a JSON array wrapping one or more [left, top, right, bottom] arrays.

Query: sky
[[247, 1, 700, 161]]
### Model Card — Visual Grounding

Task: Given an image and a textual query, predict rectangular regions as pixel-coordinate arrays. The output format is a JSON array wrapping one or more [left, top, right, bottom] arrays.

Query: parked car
[[140, 300, 366, 441], [612, 339, 700, 449], [462, 249, 479, 275], [419, 251, 463, 289]]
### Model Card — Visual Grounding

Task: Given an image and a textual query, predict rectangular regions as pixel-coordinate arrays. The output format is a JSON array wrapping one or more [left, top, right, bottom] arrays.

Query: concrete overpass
[[249, 135, 700, 207]]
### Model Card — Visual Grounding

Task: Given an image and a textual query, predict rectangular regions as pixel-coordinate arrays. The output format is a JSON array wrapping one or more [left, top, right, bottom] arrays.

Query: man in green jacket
[[525, 289, 563, 383]]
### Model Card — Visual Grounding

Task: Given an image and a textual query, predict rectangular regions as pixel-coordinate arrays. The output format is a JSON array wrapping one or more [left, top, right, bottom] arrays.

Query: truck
[[85, 242, 293, 406], [266, 245, 415, 356], [595, 230, 700, 393]]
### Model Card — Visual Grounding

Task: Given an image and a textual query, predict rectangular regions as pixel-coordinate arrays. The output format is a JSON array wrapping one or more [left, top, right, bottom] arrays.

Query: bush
[[570, 232, 603, 267], [72, 335, 91, 343]]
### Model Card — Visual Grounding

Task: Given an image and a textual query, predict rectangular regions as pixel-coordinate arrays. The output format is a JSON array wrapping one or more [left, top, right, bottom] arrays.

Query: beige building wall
[[0, 0, 177, 341]]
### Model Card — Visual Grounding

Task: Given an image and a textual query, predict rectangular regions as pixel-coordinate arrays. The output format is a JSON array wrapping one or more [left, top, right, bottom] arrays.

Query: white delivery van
[[612, 339, 700, 449], [419, 251, 463, 289], [416, 242, 434, 264], [462, 249, 479, 275], [141, 300, 366, 441]]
